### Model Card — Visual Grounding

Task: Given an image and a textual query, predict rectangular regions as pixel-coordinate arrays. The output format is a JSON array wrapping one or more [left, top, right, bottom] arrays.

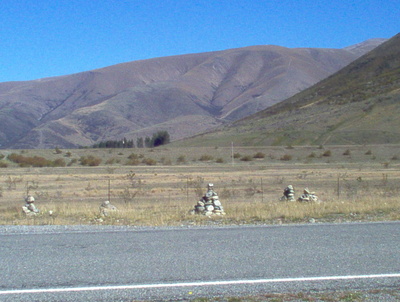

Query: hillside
[[0, 39, 385, 149], [174, 34, 400, 147]]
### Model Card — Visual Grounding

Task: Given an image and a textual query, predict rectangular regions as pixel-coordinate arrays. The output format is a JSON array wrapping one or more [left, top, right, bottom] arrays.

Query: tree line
[[91, 131, 170, 149]]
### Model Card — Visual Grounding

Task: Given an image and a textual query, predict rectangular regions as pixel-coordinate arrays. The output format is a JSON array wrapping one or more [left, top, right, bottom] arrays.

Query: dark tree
[[151, 131, 170, 147]]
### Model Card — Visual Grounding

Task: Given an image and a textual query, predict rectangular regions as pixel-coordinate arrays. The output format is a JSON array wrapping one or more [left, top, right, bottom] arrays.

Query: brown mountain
[[173, 34, 399, 147], [0, 38, 385, 149]]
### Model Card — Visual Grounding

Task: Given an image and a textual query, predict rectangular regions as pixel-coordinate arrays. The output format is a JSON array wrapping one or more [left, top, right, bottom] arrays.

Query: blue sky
[[1, 0, 398, 82]]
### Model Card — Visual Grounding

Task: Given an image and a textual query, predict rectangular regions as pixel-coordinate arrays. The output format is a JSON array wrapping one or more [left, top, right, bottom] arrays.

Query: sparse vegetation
[[199, 155, 214, 161], [55, 147, 62, 154], [322, 150, 332, 157], [343, 149, 351, 156], [233, 153, 241, 159], [0, 145, 399, 227], [0, 161, 8, 168], [79, 155, 102, 166], [240, 155, 253, 161], [253, 152, 265, 159], [7, 153, 66, 167], [176, 155, 186, 164], [142, 157, 157, 166], [280, 154, 292, 161], [308, 152, 316, 158]]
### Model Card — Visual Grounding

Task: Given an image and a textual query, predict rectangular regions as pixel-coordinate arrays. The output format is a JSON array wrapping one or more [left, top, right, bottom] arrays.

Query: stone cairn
[[190, 183, 225, 216], [280, 185, 295, 201], [22, 195, 39, 215], [99, 200, 118, 217], [297, 188, 319, 202]]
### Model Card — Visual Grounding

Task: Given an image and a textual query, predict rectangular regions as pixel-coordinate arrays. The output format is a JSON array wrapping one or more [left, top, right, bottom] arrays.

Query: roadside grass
[[1, 192, 399, 226]]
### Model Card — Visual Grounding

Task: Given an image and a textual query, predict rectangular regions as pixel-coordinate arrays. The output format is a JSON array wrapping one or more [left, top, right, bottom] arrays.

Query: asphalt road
[[0, 222, 399, 301]]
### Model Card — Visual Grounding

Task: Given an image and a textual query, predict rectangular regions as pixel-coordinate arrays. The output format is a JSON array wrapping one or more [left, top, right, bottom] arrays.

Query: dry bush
[[199, 155, 214, 161], [253, 152, 265, 159], [240, 155, 253, 161], [142, 158, 157, 165], [280, 154, 292, 161], [233, 153, 241, 159], [322, 150, 332, 157], [343, 149, 351, 156], [7, 153, 65, 167], [79, 155, 102, 166]]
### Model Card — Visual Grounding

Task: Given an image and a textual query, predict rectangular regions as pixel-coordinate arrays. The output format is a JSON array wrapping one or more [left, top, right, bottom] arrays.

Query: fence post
[[108, 179, 111, 202], [261, 177, 264, 202], [186, 177, 189, 203]]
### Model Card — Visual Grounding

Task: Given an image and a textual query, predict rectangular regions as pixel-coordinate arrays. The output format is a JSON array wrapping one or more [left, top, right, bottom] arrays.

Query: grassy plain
[[0, 145, 399, 226]]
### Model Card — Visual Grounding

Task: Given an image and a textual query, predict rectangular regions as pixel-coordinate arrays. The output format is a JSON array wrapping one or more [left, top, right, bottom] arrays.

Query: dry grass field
[[0, 145, 399, 226]]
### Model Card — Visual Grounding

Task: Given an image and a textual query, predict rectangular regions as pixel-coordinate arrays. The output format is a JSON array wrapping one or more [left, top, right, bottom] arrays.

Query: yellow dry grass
[[1, 152, 399, 226]]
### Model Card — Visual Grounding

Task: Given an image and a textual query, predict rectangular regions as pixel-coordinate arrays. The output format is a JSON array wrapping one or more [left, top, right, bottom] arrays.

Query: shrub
[[128, 153, 139, 160], [7, 153, 57, 167], [253, 152, 265, 159], [216, 158, 224, 163], [199, 155, 214, 161], [0, 161, 8, 168], [322, 150, 332, 157], [55, 147, 62, 154], [365, 150, 372, 155], [79, 155, 102, 166], [233, 153, 241, 159], [308, 152, 316, 158], [240, 155, 253, 162], [0, 154, 4, 160], [280, 154, 292, 161], [343, 149, 351, 156], [142, 158, 157, 166]]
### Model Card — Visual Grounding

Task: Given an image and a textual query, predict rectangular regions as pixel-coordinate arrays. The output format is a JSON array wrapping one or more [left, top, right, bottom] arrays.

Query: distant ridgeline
[[91, 131, 170, 149]]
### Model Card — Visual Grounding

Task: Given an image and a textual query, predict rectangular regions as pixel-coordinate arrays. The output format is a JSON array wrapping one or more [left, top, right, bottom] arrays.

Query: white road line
[[1, 273, 399, 295]]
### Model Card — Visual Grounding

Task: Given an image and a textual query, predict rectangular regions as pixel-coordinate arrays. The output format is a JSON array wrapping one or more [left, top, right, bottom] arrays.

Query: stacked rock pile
[[280, 186, 320, 203], [99, 200, 118, 217], [22, 195, 39, 216], [297, 188, 319, 202], [190, 183, 225, 216], [280, 185, 295, 201]]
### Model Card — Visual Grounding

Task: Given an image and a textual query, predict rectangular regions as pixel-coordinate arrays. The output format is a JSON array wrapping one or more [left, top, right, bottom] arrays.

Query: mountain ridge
[[173, 34, 399, 147], [0, 38, 386, 149]]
